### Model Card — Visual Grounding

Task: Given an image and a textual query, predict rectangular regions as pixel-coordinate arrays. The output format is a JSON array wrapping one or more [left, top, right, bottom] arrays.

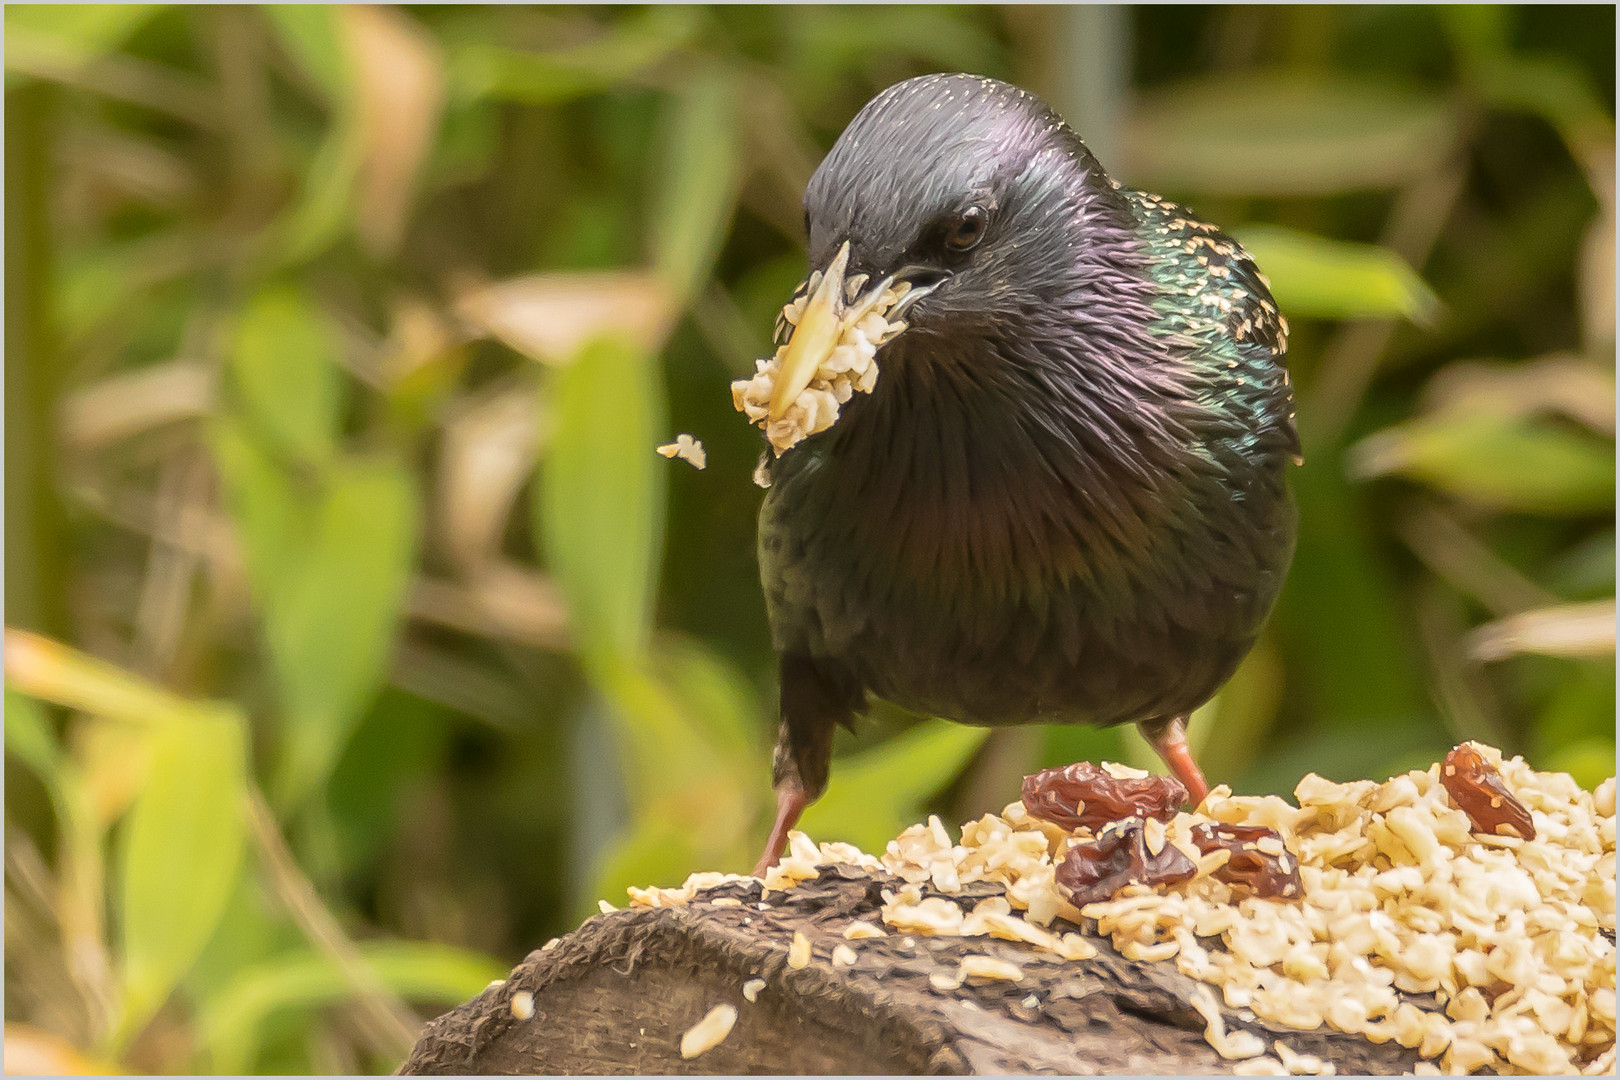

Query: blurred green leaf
[[228, 287, 345, 468], [1123, 75, 1455, 195], [197, 940, 505, 1074], [650, 69, 742, 305], [4, 5, 163, 72], [5, 687, 60, 783], [1239, 723, 1450, 795], [264, 5, 350, 102], [650, 636, 764, 763], [787, 6, 1005, 82], [1233, 226, 1441, 323], [448, 7, 700, 105], [586, 815, 702, 915], [264, 7, 365, 262], [1350, 412, 1615, 514], [538, 336, 667, 666], [267, 456, 420, 808], [798, 721, 990, 854], [118, 710, 248, 1047], [1473, 55, 1615, 162], [1542, 738, 1618, 790], [1272, 459, 1432, 732], [210, 417, 308, 600]]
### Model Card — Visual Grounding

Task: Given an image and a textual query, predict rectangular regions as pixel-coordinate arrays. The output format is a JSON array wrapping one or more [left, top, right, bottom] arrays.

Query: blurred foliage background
[[3, 4, 1614, 1074]]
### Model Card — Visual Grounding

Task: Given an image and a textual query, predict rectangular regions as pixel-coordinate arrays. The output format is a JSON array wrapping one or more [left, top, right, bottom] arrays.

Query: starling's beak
[[769, 242, 853, 419], [768, 242, 941, 419]]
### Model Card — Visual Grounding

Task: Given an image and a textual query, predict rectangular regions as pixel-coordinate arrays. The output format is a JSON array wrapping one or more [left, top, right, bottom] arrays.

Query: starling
[[750, 74, 1300, 875]]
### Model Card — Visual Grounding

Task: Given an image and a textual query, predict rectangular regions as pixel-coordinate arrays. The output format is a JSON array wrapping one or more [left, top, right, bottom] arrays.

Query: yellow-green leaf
[[196, 940, 505, 1074], [1233, 226, 1440, 323], [4, 687, 61, 793], [118, 710, 248, 1047], [5, 5, 163, 73], [227, 286, 344, 468], [1123, 75, 1455, 195], [650, 68, 741, 304], [798, 721, 990, 855], [537, 336, 666, 666], [1350, 411, 1615, 514], [268, 456, 420, 808]]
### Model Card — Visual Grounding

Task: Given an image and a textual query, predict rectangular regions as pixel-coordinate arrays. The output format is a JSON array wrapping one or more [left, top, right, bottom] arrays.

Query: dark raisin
[[1189, 822, 1302, 900], [1055, 819, 1197, 906], [1022, 762, 1189, 831], [1441, 743, 1536, 840]]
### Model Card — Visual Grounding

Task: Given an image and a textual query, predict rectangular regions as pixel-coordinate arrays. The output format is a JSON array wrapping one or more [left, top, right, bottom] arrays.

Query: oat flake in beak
[[730, 241, 916, 455]]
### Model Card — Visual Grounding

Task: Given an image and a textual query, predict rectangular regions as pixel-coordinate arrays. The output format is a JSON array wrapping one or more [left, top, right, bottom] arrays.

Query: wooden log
[[399, 865, 1423, 1075]]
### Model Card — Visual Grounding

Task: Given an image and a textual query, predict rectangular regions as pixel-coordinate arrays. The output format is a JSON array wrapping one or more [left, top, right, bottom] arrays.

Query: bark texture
[[399, 865, 1423, 1075]]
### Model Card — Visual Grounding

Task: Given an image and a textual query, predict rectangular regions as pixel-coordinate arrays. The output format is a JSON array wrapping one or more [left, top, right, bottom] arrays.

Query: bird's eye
[[945, 207, 987, 252]]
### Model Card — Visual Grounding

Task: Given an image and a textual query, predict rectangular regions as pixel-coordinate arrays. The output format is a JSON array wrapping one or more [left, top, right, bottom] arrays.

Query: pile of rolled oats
[[730, 268, 911, 456], [624, 743, 1615, 1076]]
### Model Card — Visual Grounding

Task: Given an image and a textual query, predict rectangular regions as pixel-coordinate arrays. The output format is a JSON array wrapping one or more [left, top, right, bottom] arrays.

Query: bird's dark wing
[[1126, 191, 1303, 465]]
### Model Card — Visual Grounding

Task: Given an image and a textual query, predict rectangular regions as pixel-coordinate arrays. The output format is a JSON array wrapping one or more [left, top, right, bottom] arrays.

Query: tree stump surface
[[398, 865, 1424, 1075]]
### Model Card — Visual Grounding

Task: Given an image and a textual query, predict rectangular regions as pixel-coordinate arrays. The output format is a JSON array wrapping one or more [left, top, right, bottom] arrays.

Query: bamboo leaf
[[227, 286, 344, 468], [268, 456, 420, 808], [536, 336, 667, 665], [798, 721, 990, 855], [1233, 226, 1441, 323], [196, 941, 505, 1074], [1350, 411, 1615, 514], [1122, 75, 1456, 195], [650, 69, 742, 304], [118, 710, 248, 1046], [4, 5, 163, 72]]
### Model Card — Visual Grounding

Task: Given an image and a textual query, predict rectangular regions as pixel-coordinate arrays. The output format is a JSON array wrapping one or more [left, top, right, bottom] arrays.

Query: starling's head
[[768, 73, 1134, 415]]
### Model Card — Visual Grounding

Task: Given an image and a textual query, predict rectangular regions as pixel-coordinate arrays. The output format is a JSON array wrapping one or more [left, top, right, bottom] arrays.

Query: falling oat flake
[[656, 433, 706, 470]]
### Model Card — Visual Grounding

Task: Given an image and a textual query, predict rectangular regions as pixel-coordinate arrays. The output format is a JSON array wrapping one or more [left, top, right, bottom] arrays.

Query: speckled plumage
[[755, 74, 1300, 818]]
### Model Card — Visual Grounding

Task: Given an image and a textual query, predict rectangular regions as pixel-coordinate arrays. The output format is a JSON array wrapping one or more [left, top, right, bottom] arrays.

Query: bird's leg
[[753, 782, 809, 879], [752, 654, 853, 878], [1138, 714, 1210, 807]]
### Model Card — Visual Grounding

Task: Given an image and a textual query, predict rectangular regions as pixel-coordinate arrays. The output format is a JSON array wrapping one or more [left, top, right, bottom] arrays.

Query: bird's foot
[[1140, 715, 1210, 807], [752, 782, 810, 879]]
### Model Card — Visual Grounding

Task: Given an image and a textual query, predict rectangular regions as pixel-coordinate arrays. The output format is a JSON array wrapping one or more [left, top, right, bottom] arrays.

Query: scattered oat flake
[[596, 900, 617, 914], [679, 1003, 737, 1059], [1232, 1056, 1289, 1076], [741, 977, 765, 1003], [655, 433, 706, 469], [786, 931, 811, 969], [831, 944, 858, 968], [959, 955, 1023, 982], [843, 920, 886, 939], [622, 746, 1615, 1077], [509, 991, 535, 1020]]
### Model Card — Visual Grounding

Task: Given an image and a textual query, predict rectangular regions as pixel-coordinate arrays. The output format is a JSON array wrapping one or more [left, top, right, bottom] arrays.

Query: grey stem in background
[[1054, 5, 1132, 172]]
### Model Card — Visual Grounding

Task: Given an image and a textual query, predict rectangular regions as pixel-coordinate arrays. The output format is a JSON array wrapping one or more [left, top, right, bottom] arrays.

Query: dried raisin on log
[[1441, 743, 1536, 840], [1190, 823, 1302, 900], [1022, 762, 1189, 831], [1055, 819, 1196, 906]]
